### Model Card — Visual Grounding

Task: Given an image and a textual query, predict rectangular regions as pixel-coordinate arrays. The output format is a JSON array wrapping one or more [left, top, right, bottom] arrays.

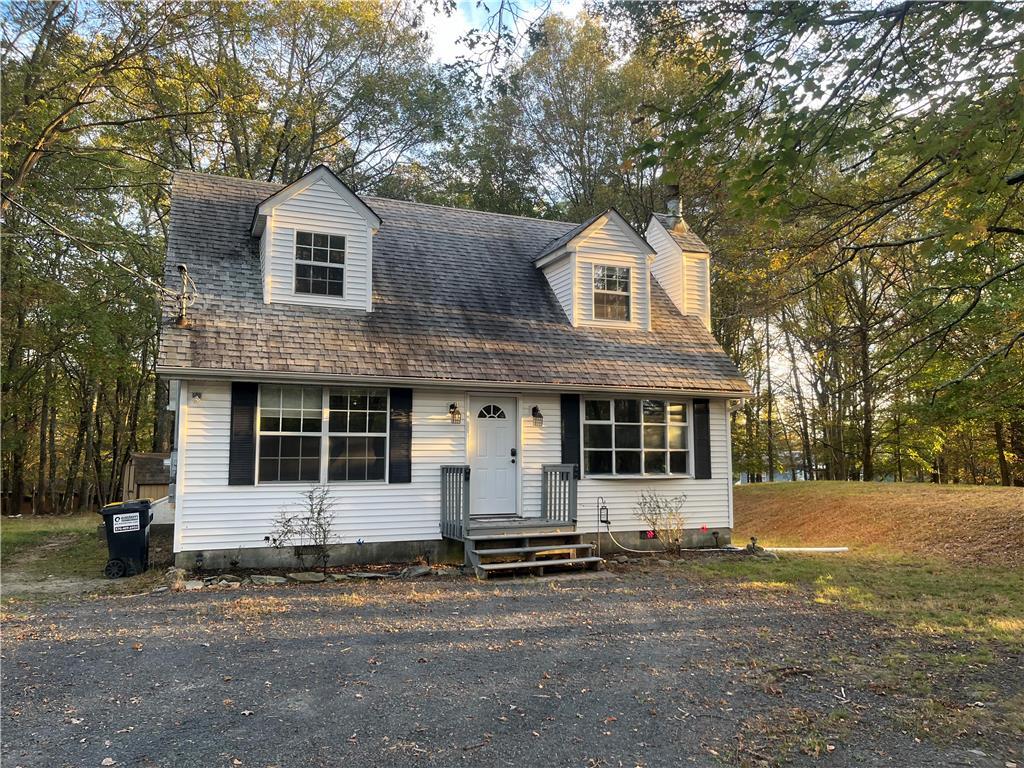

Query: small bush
[[634, 489, 687, 555], [265, 485, 340, 573]]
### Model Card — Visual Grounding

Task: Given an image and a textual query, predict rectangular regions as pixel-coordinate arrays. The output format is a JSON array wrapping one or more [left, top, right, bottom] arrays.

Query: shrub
[[265, 485, 339, 573], [634, 489, 687, 555]]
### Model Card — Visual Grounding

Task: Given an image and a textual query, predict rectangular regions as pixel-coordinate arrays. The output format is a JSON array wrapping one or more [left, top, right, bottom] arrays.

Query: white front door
[[469, 396, 517, 517]]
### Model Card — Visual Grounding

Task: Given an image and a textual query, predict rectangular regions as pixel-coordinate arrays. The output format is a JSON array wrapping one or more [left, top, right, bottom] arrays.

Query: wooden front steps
[[465, 531, 604, 579]]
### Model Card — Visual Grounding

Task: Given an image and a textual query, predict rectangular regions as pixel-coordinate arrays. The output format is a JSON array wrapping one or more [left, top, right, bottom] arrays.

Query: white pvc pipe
[[764, 546, 849, 553]]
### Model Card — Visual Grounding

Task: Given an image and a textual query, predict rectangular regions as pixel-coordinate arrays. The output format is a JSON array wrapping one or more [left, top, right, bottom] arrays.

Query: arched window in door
[[477, 404, 507, 419]]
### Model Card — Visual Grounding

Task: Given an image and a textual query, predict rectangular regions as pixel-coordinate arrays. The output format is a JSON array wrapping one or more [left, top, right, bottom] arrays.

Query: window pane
[[330, 392, 348, 410], [584, 424, 612, 448], [260, 436, 279, 457], [669, 426, 687, 449], [280, 435, 300, 457], [644, 451, 667, 474], [329, 235, 345, 250], [279, 458, 299, 479], [296, 246, 312, 261], [614, 399, 640, 422], [644, 425, 666, 449], [351, 391, 368, 410], [643, 400, 666, 423], [262, 385, 281, 407], [313, 233, 329, 248], [367, 458, 385, 480], [585, 450, 612, 475], [281, 411, 301, 432], [300, 459, 320, 481], [367, 437, 386, 459], [668, 403, 686, 423], [329, 411, 347, 432], [595, 292, 630, 321], [259, 458, 278, 482], [296, 232, 312, 246], [670, 451, 688, 474], [368, 412, 387, 433], [368, 391, 388, 411], [260, 415, 280, 432], [328, 251, 344, 265], [585, 400, 611, 421], [615, 425, 641, 449], [349, 412, 367, 432], [615, 451, 641, 474]]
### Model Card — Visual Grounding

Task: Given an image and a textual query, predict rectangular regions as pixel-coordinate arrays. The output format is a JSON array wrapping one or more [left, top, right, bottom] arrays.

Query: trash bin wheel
[[104, 559, 126, 579]]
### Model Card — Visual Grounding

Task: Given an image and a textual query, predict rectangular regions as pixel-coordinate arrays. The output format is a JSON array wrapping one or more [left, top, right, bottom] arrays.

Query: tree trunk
[[1009, 418, 1024, 487], [995, 421, 1011, 486], [765, 318, 774, 482], [34, 364, 52, 514]]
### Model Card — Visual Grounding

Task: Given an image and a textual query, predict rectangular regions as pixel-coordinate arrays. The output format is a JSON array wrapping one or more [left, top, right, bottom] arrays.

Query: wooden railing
[[440, 465, 470, 540], [541, 464, 578, 524]]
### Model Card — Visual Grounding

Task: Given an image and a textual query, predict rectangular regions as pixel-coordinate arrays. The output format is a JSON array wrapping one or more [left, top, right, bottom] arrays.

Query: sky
[[421, 0, 588, 64]]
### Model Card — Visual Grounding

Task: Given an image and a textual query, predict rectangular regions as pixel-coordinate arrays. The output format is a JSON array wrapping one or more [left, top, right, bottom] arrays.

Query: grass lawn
[[725, 482, 1023, 645], [1, 514, 165, 600]]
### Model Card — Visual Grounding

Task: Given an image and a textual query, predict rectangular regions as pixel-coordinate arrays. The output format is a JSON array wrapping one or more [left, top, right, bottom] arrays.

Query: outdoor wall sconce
[[531, 405, 543, 427], [448, 403, 462, 424], [191, 391, 202, 402]]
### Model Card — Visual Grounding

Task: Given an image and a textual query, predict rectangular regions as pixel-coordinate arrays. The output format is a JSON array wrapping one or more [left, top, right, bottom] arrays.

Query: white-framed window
[[593, 265, 631, 321], [257, 384, 388, 483], [294, 231, 345, 296], [327, 388, 388, 481], [583, 398, 689, 476]]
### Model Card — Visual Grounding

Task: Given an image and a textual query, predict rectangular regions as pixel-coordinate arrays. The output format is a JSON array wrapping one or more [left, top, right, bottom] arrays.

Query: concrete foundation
[[173, 527, 732, 571], [580, 527, 732, 555], [175, 538, 465, 571]]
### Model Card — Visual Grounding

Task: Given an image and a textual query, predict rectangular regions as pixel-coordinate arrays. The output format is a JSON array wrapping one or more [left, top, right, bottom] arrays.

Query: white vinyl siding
[[575, 216, 650, 330], [173, 383, 733, 552], [263, 177, 372, 311], [541, 255, 575, 324], [685, 253, 711, 330], [646, 217, 712, 330], [175, 382, 463, 551], [646, 220, 684, 314]]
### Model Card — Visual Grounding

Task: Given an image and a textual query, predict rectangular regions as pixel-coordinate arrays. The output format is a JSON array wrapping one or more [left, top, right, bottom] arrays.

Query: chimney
[[663, 184, 688, 232]]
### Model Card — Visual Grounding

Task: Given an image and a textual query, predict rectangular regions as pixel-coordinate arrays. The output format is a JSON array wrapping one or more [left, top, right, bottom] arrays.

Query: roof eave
[[155, 365, 751, 398]]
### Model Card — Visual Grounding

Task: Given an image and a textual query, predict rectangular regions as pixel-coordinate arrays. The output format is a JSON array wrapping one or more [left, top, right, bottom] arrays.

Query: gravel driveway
[[2, 570, 1019, 767]]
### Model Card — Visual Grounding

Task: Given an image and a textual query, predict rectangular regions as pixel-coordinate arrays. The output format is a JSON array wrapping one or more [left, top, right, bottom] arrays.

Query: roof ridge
[[169, 169, 578, 228], [362, 195, 577, 228]]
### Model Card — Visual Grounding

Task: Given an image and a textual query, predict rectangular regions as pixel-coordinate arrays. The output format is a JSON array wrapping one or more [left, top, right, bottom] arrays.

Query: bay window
[[583, 398, 689, 476], [257, 384, 388, 482]]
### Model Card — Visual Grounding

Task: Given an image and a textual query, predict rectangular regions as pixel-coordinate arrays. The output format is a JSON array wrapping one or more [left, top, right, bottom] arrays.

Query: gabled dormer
[[534, 209, 656, 331], [251, 165, 381, 311], [645, 198, 711, 330]]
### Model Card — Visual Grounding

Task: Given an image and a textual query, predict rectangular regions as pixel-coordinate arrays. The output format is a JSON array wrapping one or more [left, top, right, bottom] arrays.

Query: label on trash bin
[[112, 512, 140, 533]]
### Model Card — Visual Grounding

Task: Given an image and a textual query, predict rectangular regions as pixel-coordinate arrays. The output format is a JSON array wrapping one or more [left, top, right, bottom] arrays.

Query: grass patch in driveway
[[681, 553, 1023, 646], [1, 514, 164, 601]]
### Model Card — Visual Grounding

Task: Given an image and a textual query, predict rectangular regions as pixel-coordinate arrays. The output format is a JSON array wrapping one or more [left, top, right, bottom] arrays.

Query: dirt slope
[[733, 481, 1024, 566]]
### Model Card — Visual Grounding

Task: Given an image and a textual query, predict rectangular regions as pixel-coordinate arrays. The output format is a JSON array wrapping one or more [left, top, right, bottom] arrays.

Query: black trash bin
[[98, 500, 153, 578]]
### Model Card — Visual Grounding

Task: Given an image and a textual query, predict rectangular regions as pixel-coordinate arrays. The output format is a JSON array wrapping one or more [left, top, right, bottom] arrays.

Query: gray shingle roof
[[157, 171, 748, 394], [651, 213, 711, 253]]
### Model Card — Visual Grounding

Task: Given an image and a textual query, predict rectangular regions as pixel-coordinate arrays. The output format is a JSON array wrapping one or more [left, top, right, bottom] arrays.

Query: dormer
[[534, 209, 655, 331], [251, 165, 381, 311], [645, 197, 711, 330]]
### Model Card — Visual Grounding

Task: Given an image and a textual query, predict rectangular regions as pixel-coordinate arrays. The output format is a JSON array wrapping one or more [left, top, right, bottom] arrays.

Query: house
[[156, 166, 749, 576]]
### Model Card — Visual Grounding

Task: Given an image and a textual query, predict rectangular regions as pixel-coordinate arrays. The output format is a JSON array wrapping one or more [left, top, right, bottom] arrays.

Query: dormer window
[[295, 231, 345, 296], [593, 265, 631, 321]]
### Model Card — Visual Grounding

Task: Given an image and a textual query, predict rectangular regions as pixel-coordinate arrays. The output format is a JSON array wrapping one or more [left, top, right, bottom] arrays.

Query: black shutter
[[561, 394, 581, 473], [693, 398, 712, 479], [228, 382, 258, 485], [389, 388, 412, 483]]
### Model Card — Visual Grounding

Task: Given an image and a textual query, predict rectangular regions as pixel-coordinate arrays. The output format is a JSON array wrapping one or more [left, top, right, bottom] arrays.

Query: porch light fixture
[[531, 405, 543, 427], [191, 391, 202, 402], [448, 403, 462, 424]]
